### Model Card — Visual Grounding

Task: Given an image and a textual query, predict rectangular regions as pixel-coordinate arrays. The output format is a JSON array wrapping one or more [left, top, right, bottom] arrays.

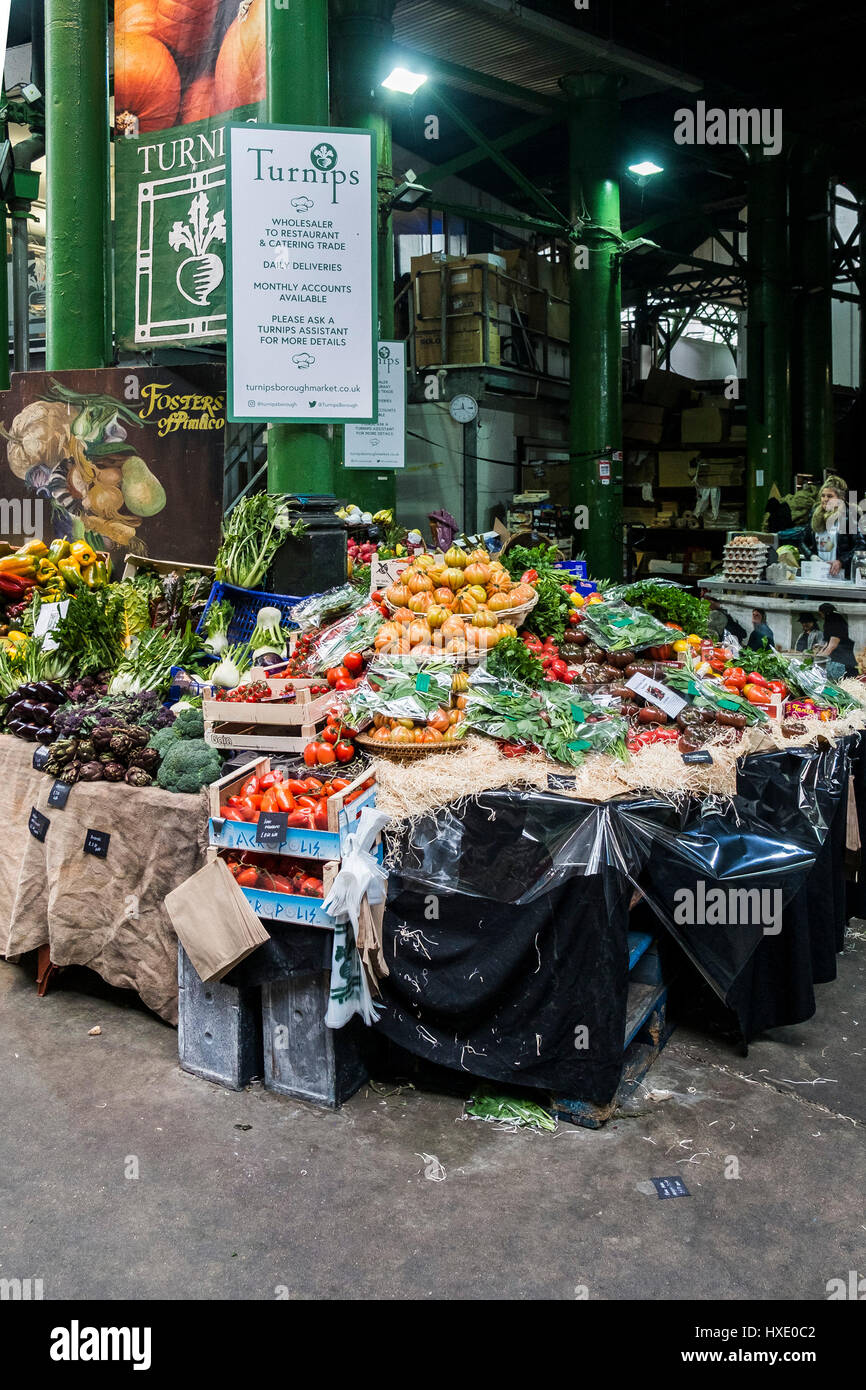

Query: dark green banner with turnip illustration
[[113, 0, 265, 350]]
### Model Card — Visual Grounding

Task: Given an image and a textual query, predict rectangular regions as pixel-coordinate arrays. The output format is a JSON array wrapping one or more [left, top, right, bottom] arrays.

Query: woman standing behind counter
[[802, 476, 862, 577]]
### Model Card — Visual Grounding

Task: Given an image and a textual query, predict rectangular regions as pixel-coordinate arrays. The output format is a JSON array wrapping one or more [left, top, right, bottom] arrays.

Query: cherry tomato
[[334, 741, 355, 763], [334, 677, 357, 691], [235, 867, 259, 889], [317, 744, 337, 765], [342, 652, 364, 675], [326, 665, 349, 687], [321, 725, 340, 745], [303, 743, 319, 767]]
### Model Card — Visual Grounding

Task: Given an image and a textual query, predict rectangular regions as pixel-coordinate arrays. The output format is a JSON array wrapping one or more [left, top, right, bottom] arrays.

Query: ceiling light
[[381, 67, 428, 95]]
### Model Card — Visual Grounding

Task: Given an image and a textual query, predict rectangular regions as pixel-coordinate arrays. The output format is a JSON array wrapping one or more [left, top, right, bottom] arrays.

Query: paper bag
[[164, 858, 270, 983]]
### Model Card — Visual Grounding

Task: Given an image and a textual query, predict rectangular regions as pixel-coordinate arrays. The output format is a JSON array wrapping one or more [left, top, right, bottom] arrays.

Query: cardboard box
[[623, 420, 664, 445], [695, 460, 744, 487], [623, 506, 657, 524], [411, 252, 452, 318], [681, 404, 729, 444], [643, 367, 698, 409], [450, 323, 500, 365], [623, 402, 665, 444], [658, 450, 700, 487]]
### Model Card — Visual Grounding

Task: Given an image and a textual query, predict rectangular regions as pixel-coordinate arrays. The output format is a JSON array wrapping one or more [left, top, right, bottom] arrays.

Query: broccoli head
[[148, 725, 182, 756], [155, 738, 222, 794], [174, 708, 205, 740]]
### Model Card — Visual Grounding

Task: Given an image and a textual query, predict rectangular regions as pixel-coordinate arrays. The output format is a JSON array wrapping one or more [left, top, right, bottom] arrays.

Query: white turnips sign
[[226, 123, 377, 424]]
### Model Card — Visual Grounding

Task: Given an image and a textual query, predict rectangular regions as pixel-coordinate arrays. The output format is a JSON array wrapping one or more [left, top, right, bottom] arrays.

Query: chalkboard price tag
[[547, 774, 577, 790], [256, 811, 288, 848], [84, 828, 111, 858], [652, 1176, 690, 1199], [28, 807, 50, 841], [681, 750, 713, 765], [32, 745, 52, 771], [48, 780, 71, 809]]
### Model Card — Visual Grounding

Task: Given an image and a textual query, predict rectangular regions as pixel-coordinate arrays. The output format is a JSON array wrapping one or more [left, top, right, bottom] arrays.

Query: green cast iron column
[[745, 149, 791, 528], [45, 0, 110, 369], [0, 203, 9, 391], [266, 0, 334, 495], [331, 0, 397, 517], [790, 143, 834, 482], [561, 73, 623, 580]]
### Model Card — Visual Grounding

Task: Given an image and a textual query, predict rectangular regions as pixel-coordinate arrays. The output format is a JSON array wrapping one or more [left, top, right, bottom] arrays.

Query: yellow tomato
[[569, 593, 584, 608], [672, 638, 689, 653]]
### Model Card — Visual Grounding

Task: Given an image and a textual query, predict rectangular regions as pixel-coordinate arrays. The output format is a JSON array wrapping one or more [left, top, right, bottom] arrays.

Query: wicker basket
[[356, 732, 464, 760]]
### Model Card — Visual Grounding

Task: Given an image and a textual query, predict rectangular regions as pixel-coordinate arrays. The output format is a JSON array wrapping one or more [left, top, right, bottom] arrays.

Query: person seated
[[817, 603, 857, 678], [746, 607, 775, 651], [794, 613, 822, 653]]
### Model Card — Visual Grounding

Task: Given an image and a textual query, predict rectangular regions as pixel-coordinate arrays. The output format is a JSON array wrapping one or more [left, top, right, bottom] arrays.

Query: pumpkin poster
[[114, 0, 266, 349], [0, 366, 225, 565]]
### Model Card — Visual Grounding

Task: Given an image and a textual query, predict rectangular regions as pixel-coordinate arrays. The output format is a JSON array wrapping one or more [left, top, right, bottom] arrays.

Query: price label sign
[[682, 750, 713, 765], [652, 1176, 690, 1199], [626, 671, 687, 719], [84, 828, 111, 859], [48, 780, 71, 809], [256, 811, 289, 849], [28, 807, 50, 842], [32, 745, 52, 771]]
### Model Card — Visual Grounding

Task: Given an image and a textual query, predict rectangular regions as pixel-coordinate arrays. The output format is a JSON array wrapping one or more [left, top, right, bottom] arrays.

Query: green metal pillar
[[0, 203, 9, 392], [561, 74, 623, 580], [745, 149, 791, 528], [789, 143, 834, 482], [331, 0, 397, 517], [45, 0, 110, 369], [266, 0, 334, 495]]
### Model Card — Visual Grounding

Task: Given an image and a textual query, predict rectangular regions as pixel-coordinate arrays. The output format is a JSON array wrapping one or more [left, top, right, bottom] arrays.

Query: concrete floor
[[1, 932, 864, 1301]]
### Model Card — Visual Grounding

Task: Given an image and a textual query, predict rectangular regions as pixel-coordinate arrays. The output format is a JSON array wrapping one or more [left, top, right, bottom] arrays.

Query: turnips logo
[[247, 145, 361, 204]]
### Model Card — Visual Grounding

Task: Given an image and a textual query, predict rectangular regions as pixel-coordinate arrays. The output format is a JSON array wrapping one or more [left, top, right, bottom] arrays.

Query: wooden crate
[[121, 554, 214, 582], [225, 858, 339, 929], [207, 760, 378, 861], [203, 680, 331, 752], [203, 680, 332, 728]]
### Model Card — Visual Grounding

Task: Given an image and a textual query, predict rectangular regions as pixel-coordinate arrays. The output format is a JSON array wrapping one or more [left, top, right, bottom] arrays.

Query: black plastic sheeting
[[374, 736, 861, 1103]]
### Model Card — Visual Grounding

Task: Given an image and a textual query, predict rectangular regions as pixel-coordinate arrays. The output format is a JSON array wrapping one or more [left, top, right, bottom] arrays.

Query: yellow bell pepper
[[70, 540, 97, 567], [5, 630, 29, 643], [15, 538, 48, 558]]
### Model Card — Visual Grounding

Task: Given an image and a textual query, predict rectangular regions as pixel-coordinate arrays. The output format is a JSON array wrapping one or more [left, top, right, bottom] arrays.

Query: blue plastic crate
[[197, 581, 305, 645], [555, 560, 588, 579]]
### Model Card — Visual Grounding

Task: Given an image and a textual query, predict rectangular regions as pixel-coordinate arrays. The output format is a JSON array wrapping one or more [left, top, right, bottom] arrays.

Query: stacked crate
[[177, 756, 379, 1107]]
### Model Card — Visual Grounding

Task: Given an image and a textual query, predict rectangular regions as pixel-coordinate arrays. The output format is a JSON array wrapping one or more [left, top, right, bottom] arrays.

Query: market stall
[[1, 510, 864, 1119]]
